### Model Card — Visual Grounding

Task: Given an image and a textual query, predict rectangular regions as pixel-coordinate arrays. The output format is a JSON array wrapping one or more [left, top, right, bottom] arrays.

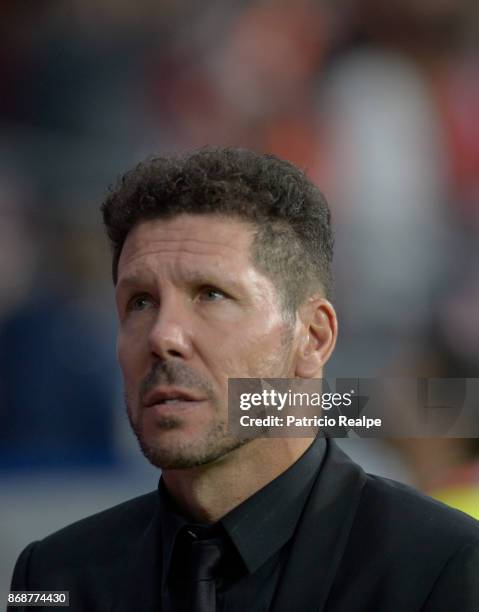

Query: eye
[[127, 294, 155, 312], [199, 286, 227, 302]]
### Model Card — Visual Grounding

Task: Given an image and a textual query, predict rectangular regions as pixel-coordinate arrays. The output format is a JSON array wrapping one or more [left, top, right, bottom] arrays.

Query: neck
[[161, 437, 315, 523]]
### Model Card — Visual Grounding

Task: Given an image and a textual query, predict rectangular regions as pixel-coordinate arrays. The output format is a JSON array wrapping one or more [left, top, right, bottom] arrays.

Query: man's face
[[116, 214, 298, 470]]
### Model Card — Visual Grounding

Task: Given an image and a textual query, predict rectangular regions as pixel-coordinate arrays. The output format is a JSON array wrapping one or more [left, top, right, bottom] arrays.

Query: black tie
[[186, 528, 223, 612]]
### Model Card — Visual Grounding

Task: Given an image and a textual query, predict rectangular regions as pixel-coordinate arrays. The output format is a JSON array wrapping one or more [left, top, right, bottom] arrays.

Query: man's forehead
[[118, 214, 255, 274]]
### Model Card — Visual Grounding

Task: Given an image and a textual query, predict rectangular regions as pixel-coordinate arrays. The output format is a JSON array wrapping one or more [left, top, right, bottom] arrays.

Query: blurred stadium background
[[1, 0, 478, 599]]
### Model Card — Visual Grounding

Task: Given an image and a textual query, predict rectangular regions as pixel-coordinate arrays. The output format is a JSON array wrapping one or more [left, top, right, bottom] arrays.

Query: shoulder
[[346, 470, 479, 584], [9, 490, 161, 600], [360, 472, 479, 545], [325, 440, 479, 549], [323, 467, 479, 611], [45, 489, 157, 545], [25, 490, 158, 567]]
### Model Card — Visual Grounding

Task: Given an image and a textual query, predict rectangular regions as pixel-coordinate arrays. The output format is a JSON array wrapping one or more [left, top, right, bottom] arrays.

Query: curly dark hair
[[101, 146, 334, 313]]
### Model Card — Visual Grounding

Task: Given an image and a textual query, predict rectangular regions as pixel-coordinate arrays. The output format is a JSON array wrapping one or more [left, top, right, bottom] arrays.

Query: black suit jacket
[[9, 440, 479, 611]]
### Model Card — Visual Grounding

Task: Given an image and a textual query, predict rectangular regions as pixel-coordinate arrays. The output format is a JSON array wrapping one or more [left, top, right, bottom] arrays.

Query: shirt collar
[[157, 435, 326, 579], [221, 436, 326, 573]]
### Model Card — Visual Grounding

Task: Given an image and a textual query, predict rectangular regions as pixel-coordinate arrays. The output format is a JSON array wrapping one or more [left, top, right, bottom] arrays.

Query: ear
[[294, 297, 338, 378]]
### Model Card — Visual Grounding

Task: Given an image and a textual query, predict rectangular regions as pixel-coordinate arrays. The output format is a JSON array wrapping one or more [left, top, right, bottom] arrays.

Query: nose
[[147, 298, 193, 361]]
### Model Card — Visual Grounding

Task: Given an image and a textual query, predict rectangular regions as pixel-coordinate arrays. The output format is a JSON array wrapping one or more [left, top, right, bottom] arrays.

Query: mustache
[[139, 360, 214, 403]]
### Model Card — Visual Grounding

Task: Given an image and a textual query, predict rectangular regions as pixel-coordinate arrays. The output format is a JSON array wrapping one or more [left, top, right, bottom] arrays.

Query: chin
[[137, 427, 251, 471]]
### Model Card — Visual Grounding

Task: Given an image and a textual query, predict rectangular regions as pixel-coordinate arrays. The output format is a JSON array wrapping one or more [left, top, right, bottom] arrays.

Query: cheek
[[210, 315, 290, 378], [251, 315, 294, 365], [200, 333, 252, 385], [117, 331, 143, 382]]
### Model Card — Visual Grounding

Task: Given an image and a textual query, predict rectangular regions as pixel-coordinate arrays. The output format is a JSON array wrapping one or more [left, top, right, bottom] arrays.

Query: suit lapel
[[107, 441, 365, 612], [271, 440, 367, 612], [110, 495, 161, 612]]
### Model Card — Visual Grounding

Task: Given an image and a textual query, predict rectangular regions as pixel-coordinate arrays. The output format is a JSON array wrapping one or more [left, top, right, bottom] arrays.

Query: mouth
[[143, 386, 207, 409]]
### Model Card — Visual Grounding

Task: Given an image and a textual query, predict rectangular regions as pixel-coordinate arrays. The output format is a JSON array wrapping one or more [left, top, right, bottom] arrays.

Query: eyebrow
[[116, 275, 148, 290], [116, 269, 242, 294]]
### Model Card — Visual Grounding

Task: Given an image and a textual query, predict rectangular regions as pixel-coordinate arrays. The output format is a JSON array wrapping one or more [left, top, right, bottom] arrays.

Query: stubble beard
[[125, 325, 295, 470], [125, 397, 251, 470]]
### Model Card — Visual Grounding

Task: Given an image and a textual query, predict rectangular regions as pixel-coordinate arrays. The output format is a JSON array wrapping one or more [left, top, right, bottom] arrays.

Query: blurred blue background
[[1, 0, 479, 598]]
